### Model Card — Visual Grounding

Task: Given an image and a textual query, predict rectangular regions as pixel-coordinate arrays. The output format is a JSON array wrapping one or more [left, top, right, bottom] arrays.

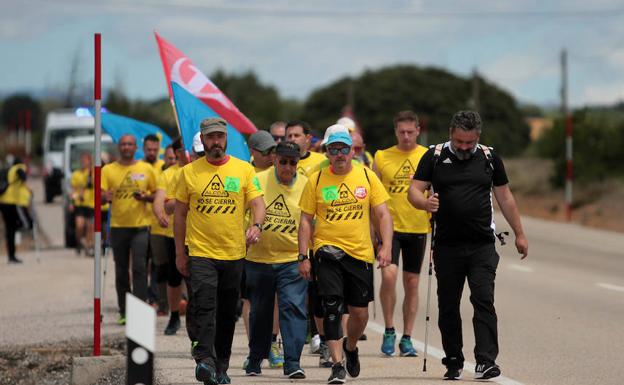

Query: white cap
[[336, 117, 356, 132], [321, 124, 350, 146], [192, 132, 204, 153]]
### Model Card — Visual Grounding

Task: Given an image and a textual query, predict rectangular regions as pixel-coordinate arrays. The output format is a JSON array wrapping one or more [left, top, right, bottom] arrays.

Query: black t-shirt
[[414, 143, 508, 246]]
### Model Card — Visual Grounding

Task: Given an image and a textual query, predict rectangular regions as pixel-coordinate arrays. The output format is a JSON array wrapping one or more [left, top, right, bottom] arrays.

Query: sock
[[171, 311, 180, 320], [402, 334, 410, 340], [385, 327, 395, 334], [320, 335, 326, 343], [272, 334, 278, 342]]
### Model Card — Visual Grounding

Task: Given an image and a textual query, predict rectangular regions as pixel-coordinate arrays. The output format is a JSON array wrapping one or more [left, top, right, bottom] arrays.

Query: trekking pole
[[423, 215, 435, 372]]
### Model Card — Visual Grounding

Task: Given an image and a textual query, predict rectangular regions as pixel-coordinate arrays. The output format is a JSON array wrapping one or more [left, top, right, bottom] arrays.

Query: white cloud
[[580, 83, 624, 106]]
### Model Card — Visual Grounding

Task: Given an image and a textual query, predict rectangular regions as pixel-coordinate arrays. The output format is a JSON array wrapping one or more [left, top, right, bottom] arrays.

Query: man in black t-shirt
[[408, 110, 528, 381]]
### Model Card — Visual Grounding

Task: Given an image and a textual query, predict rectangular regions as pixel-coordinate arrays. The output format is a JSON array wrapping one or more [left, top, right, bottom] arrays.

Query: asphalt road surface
[[1, 177, 622, 384]]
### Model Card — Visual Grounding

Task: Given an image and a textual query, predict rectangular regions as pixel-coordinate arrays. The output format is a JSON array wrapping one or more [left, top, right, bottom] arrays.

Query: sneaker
[[319, 342, 332, 368], [215, 372, 231, 384], [343, 338, 360, 378], [398, 337, 418, 357], [164, 316, 180, 335], [8, 257, 23, 264], [286, 368, 306, 379], [327, 362, 347, 384], [309, 334, 321, 354], [116, 315, 126, 325], [245, 360, 262, 376], [443, 367, 462, 380], [195, 362, 217, 385], [269, 340, 284, 368], [381, 331, 396, 356], [358, 333, 367, 341], [475, 363, 501, 380]]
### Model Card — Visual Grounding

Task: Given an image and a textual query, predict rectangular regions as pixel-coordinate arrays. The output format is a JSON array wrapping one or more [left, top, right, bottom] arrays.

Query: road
[[1, 177, 622, 384]]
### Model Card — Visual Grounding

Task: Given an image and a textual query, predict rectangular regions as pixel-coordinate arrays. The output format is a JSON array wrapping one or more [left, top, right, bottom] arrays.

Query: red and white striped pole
[[93, 33, 103, 356], [565, 115, 573, 221]]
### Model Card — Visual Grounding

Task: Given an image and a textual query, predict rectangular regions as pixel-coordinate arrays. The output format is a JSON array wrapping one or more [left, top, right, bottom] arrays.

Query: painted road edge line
[[596, 282, 624, 293], [509, 264, 533, 273], [367, 321, 526, 385]]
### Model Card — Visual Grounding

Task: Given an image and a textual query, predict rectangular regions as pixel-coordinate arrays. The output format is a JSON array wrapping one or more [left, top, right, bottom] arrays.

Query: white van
[[42, 108, 94, 203]]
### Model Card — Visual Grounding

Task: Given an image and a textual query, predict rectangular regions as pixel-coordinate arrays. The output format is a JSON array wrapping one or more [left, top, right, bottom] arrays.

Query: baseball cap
[[325, 131, 353, 147], [336, 117, 356, 132], [275, 141, 301, 157], [200, 117, 228, 135], [192, 132, 204, 153], [249, 130, 276, 152], [321, 124, 350, 146]]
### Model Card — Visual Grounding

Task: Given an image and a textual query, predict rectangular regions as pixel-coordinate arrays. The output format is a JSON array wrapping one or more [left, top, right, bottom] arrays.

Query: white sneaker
[[309, 334, 321, 354]]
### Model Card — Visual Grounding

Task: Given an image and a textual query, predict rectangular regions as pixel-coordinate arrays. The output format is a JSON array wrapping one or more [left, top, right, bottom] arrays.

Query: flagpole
[[93, 33, 103, 357]]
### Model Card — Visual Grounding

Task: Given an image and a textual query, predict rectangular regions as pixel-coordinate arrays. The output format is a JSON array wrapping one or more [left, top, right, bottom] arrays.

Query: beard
[[451, 144, 475, 161], [208, 144, 226, 158]]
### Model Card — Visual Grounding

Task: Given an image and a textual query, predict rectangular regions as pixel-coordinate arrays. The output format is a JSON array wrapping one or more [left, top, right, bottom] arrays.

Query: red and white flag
[[154, 31, 257, 134]]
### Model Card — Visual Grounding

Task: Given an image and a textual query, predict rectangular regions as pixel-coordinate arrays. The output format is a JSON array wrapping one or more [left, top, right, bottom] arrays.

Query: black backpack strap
[[478, 144, 494, 172]]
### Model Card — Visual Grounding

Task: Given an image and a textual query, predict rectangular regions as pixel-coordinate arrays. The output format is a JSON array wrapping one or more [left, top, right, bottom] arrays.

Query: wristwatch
[[253, 223, 263, 232], [297, 253, 309, 262]]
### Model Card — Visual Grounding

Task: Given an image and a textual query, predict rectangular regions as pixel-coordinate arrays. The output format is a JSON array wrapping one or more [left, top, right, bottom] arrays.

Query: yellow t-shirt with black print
[[155, 164, 180, 238], [71, 169, 95, 209], [175, 156, 263, 260], [0, 164, 30, 207], [101, 161, 156, 228], [296, 151, 326, 177], [374, 145, 430, 234], [299, 166, 389, 263], [246, 167, 307, 264]]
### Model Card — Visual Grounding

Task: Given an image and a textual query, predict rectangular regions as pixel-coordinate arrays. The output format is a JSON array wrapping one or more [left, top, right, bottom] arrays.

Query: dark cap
[[249, 130, 276, 152], [275, 141, 300, 158], [200, 117, 228, 135]]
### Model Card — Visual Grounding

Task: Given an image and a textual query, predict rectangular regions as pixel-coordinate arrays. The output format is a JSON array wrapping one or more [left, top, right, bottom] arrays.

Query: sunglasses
[[272, 135, 285, 142], [327, 146, 351, 156], [278, 158, 298, 166]]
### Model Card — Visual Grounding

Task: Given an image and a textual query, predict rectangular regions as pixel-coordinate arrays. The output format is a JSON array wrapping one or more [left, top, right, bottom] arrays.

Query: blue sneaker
[[381, 331, 396, 356], [245, 360, 262, 376], [399, 337, 418, 357], [195, 362, 217, 385], [215, 371, 231, 384]]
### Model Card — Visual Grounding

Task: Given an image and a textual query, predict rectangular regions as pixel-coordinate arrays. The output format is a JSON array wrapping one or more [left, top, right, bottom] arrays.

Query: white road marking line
[[596, 282, 624, 293], [367, 320, 526, 385], [509, 264, 533, 273]]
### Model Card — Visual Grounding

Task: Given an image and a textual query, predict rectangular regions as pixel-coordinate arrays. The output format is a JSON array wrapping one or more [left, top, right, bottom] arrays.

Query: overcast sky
[[2, 0, 623, 108]]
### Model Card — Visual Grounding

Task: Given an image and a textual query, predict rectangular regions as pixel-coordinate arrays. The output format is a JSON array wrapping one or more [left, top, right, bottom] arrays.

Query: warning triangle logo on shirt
[[201, 175, 229, 197], [266, 194, 291, 218], [331, 183, 358, 206], [119, 172, 139, 191], [393, 159, 415, 180]]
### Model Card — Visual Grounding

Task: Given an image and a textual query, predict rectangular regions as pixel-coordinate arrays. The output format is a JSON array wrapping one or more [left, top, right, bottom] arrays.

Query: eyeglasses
[[327, 146, 351, 156], [278, 158, 298, 166], [272, 135, 285, 142], [255, 147, 274, 156]]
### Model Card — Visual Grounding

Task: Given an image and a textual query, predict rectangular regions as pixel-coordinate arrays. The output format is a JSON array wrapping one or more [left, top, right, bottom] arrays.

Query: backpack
[[432, 142, 494, 175], [0, 167, 11, 195]]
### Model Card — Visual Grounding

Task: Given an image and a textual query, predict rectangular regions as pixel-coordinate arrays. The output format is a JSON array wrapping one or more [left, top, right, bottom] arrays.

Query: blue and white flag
[[100, 112, 172, 160]]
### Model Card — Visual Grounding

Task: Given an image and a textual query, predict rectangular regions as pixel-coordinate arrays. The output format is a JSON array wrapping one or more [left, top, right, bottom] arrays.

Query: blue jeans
[[245, 260, 308, 373]]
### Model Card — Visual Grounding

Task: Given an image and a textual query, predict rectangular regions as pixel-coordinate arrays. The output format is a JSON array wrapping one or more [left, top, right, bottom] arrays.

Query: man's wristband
[[297, 253, 309, 262], [253, 223, 263, 232]]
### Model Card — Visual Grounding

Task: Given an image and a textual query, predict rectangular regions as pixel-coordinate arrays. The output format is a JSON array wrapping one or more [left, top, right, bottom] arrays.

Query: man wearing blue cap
[[298, 130, 394, 384]]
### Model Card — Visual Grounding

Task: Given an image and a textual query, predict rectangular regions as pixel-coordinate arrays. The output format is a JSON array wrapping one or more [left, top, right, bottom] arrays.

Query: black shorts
[[308, 252, 324, 318], [315, 246, 374, 308], [391, 232, 427, 274], [74, 206, 94, 218]]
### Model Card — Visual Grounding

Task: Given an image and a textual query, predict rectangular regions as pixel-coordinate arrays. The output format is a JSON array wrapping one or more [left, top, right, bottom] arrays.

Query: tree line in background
[[1, 64, 622, 186]]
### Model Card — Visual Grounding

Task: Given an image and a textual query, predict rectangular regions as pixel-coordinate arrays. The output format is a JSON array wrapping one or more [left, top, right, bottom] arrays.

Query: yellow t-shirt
[[0, 164, 30, 207], [101, 161, 156, 228], [155, 164, 180, 238], [297, 151, 326, 177], [71, 169, 95, 209], [144, 160, 167, 236], [299, 166, 389, 263], [246, 167, 308, 264], [374, 145, 430, 234], [175, 156, 263, 260]]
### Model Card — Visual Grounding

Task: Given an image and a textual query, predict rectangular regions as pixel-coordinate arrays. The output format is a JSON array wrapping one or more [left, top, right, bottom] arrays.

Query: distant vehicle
[[62, 135, 117, 248], [43, 108, 95, 203]]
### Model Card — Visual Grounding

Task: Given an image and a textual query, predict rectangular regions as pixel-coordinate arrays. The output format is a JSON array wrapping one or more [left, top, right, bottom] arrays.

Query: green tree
[[303, 65, 529, 156]]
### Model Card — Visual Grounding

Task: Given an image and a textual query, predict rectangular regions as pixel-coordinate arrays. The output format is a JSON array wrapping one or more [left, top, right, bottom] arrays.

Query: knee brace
[[322, 296, 344, 340]]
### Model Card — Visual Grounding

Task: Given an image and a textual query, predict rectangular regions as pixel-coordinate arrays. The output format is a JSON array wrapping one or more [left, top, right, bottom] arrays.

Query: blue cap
[[325, 131, 352, 147]]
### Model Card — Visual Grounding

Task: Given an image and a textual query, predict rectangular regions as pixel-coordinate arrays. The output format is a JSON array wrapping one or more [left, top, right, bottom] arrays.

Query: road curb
[[70, 355, 124, 385]]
